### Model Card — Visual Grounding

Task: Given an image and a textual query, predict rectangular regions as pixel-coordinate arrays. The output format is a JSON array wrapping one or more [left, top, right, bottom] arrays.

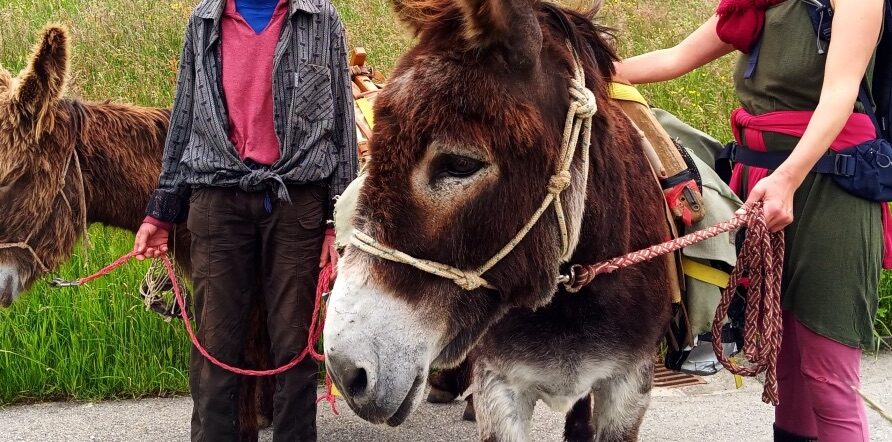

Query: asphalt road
[[1, 354, 890, 441]]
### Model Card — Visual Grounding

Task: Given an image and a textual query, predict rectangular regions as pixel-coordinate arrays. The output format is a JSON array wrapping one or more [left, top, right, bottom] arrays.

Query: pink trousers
[[775, 311, 869, 441]]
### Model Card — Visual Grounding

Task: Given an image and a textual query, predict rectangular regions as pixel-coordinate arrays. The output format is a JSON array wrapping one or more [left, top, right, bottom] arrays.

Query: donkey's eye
[[432, 154, 485, 179]]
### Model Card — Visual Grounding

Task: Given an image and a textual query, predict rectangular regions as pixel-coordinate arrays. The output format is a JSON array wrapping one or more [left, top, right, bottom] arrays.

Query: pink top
[[221, 0, 288, 166], [144, 0, 288, 231]]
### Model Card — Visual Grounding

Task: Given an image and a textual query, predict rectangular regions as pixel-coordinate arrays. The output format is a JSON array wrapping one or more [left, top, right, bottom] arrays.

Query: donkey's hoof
[[426, 387, 458, 404], [462, 398, 476, 422]]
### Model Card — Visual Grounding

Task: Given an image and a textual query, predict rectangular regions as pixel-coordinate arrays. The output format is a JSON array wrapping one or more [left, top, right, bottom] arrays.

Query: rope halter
[[0, 149, 87, 277], [350, 45, 596, 292], [1, 101, 88, 279]]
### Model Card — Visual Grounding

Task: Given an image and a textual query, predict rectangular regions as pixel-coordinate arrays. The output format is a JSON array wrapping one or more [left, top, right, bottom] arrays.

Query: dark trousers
[[187, 185, 325, 442]]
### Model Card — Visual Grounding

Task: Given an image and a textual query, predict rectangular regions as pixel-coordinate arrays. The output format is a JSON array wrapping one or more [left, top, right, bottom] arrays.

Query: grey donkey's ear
[[13, 25, 69, 138]]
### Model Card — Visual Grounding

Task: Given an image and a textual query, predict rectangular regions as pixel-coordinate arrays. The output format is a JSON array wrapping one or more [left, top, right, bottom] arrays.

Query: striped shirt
[[145, 0, 357, 222]]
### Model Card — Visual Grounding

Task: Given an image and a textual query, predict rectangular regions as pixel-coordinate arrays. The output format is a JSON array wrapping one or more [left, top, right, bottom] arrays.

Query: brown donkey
[[324, 1, 672, 440], [0, 26, 274, 440]]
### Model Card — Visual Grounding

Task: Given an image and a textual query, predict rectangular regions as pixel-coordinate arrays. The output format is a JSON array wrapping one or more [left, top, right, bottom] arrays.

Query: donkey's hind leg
[[474, 363, 535, 442], [590, 357, 654, 442]]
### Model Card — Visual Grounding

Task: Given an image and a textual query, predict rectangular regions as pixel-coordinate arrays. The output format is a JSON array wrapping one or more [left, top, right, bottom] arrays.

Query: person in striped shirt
[[133, 0, 357, 439]]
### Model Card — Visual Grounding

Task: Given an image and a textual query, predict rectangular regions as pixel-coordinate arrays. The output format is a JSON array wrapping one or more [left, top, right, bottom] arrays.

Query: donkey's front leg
[[474, 362, 536, 442], [591, 357, 654, 441]]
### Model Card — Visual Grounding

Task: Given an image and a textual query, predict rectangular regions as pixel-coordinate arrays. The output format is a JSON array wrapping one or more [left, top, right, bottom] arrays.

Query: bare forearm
[[615, 15, 734, 84], [615, 49, 684, 84]]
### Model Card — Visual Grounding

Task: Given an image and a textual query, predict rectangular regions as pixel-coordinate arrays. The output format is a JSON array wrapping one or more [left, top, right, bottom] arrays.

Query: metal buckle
[[558, 265, 578, 290], [562, 264, 586, 293], [49, 277, 80, 288]]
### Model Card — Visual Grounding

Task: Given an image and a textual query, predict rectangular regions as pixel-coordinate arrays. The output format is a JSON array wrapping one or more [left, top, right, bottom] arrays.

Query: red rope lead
[[565, 210, 751, 291], [56, 204, 784, 408], [56, 251, 339, 413], [160, 255, 328, 375], [77, 251, 139, 285]]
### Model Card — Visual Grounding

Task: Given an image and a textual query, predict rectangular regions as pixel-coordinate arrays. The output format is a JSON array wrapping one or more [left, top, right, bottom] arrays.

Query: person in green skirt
[[615, 1, 885, 441]]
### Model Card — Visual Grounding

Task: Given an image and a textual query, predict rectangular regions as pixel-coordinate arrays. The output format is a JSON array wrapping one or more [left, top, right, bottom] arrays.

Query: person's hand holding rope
[[133, 222, 169, 260], [739, 170, 797, 233], [319, 228, 339, 280]]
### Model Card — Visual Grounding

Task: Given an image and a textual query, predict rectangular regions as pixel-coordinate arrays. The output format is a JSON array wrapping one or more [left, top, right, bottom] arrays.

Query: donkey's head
[[324, 0, 618, 424], [0, 26, 82, 307]]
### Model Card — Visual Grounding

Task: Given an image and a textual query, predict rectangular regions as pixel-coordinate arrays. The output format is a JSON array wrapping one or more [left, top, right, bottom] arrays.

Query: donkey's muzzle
[[326, 349, 425, 426], [323, 269, 444, 425], [327, 353, 373, 405], [0, 266, 22, 307]]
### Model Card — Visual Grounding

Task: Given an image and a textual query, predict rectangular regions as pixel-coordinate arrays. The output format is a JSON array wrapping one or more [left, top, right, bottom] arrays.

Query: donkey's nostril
[[344, 365, 369, 398]]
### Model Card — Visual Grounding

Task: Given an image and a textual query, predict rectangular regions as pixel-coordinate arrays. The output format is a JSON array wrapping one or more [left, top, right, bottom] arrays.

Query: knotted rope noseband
[[351, 45, 597, 292]]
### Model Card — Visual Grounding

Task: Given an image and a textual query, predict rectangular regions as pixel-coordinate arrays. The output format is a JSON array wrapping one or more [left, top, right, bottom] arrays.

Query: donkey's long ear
[[393, 0, 457, 35], [13, 25, 69, 136], [0, 67, 11, 94], [455, 0, 541, 66]]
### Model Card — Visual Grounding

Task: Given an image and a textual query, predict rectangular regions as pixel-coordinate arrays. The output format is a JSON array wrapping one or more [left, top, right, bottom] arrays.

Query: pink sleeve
[[143, 216, 174, 232]]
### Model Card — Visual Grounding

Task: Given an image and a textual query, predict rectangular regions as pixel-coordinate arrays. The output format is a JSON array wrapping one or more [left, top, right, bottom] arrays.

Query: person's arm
[[743, 0, 884, 231], [319, 14, 358, 274], [615, 15, 735, 84], [135, 20, 197, 259]]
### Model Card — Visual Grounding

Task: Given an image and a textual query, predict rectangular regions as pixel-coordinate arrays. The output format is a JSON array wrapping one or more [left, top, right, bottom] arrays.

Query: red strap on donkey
[[51, 253, 339, 414]]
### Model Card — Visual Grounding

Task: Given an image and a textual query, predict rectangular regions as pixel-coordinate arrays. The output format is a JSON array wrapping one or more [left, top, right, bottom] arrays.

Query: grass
[[0, 0, 888, 405], [0, 227, 190, 404]]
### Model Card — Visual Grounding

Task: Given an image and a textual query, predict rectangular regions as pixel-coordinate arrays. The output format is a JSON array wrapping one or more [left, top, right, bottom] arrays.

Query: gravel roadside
[[1, 353, 889, 441]]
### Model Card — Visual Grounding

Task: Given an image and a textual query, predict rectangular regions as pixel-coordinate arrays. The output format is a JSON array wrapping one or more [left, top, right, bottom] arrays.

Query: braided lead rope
[[563, 204, 784, 405], [563, 209, 753, 292], [711, 205, 784, 405], [350, 46, 596, 292]]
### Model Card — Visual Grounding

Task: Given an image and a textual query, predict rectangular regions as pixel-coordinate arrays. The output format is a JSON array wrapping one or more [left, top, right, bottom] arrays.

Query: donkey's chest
[[504, 359, 618, 413]]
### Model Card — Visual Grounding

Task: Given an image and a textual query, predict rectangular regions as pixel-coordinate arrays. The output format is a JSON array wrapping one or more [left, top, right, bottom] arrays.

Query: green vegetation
[[0, 228, 190, 403], [0, 0, 887, 405]]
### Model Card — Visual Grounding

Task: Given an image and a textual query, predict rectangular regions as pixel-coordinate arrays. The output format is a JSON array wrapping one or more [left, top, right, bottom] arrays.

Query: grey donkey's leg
[[590, 357, 654, 441], [474, 362, 536, 442]]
